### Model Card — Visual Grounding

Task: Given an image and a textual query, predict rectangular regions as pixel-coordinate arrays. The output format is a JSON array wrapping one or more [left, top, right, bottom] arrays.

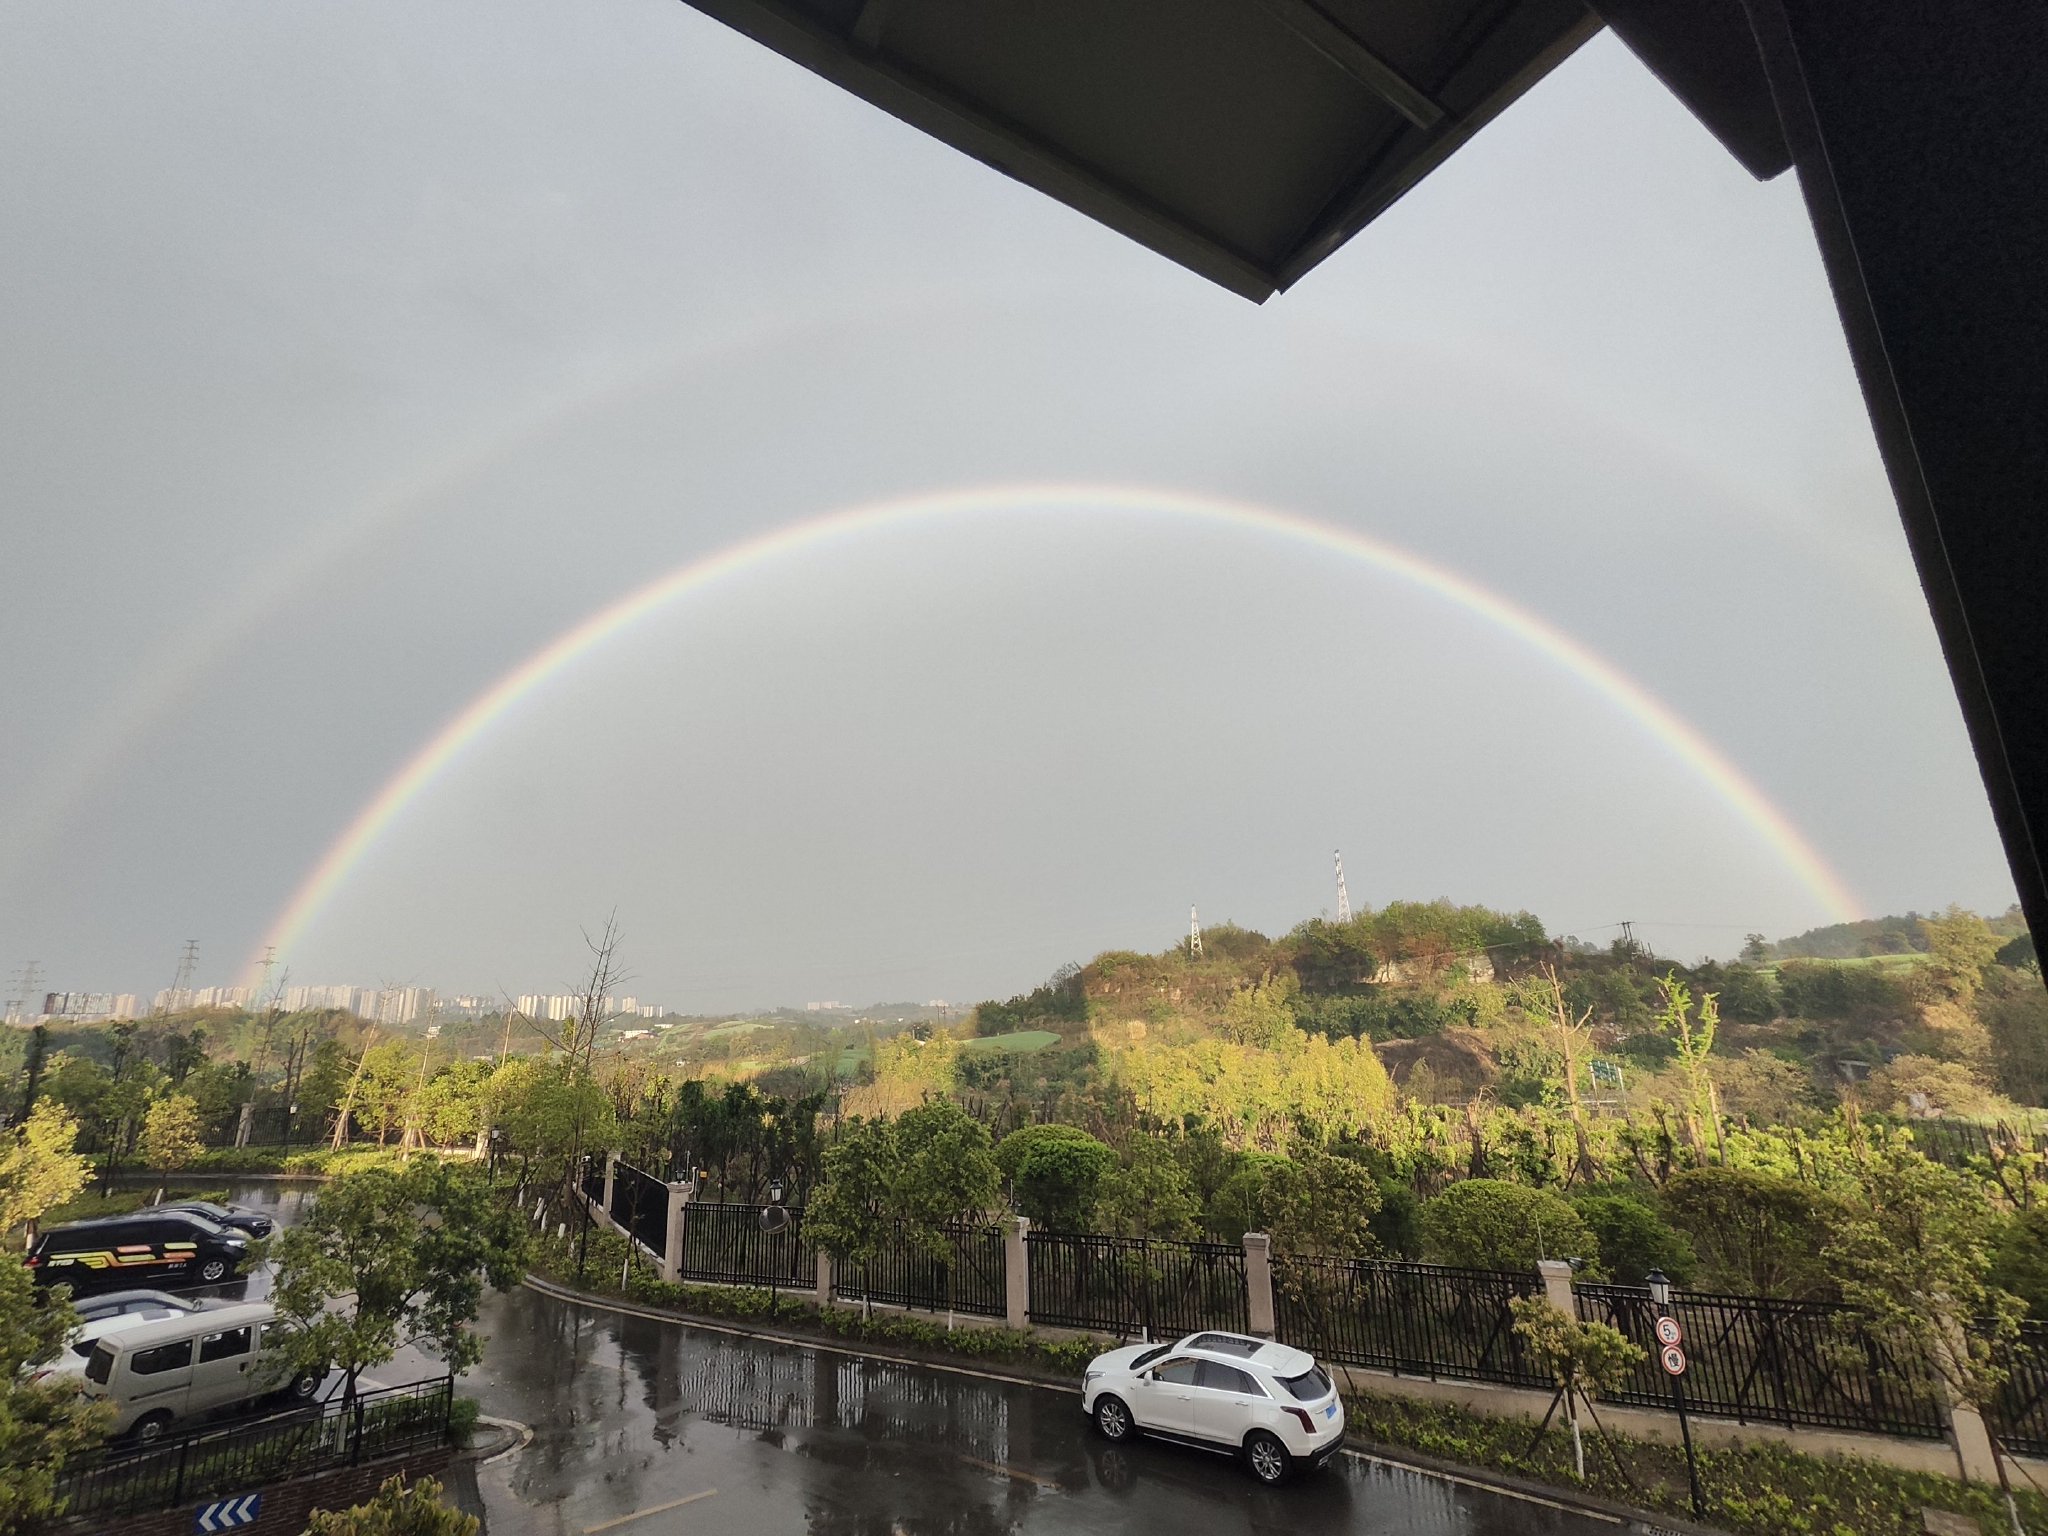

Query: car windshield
[[1280, 1366, 1333, 1402], [84, 1345, 114, 1385], [1129, 1345, 1171, 1371]]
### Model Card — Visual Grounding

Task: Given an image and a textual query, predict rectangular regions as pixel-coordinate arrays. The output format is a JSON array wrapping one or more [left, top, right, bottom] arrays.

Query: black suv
[[26, 1210, 251, 1292], [157, 1200, 274, 1239]]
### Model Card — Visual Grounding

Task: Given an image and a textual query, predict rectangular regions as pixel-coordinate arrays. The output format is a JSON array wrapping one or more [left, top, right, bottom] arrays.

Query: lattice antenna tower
[[255, 945, 278, 1011], [1188, 906, 1204, 958], [1334, 849, 1352, 924]]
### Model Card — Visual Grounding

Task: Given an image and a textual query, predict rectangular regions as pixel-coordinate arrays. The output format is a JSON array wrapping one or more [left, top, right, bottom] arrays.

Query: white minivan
[[79, 1302, 320, 1443]]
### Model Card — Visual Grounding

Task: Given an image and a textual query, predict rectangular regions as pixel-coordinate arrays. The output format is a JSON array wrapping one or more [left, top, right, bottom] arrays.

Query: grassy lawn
[[959, 1029, 1060, 1055]]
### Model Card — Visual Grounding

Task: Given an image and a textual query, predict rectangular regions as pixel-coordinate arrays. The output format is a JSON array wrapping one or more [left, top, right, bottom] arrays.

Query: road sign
[[1654, 1316, 1683, 1347], [1659, 1344, 1688, 1377], [195, 1493, 261, 1533]]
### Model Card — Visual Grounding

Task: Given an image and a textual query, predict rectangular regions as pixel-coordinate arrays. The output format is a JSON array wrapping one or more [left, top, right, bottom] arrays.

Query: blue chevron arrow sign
[[194, 1492, 261, 1532]]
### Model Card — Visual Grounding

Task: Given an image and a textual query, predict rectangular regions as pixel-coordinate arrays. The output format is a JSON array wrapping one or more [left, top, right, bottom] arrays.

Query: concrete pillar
[[1243, 1232, 1275, 1338], [601, 1151, 618, 1215], [1536, 1259, 1577, 1317], [1948, 1400, 2003, 1484], [234, 1102, 254, 1149], [1005, 1216, 1031, 1330], [816, 1248, 835, 1306], [661, 1181, 692, 1285]]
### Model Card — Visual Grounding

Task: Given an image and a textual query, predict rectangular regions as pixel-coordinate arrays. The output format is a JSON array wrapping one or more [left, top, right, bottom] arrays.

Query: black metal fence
[[1988, 1321, 2048, 1458], [610, 1159, 671, 1260], [1026, 1231, 1247, 1338], [581, 1155, 606, 1207], [58, 1377, 453, 1521], [835, 1223, 1007, 1317], [1273, 1256, 1548, 1389], [673, 1200, 817, 1287], [1575, 1283, 1947, 1440]]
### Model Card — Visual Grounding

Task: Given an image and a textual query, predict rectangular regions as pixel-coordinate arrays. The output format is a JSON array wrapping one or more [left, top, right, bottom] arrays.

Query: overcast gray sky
[[0, 2, 2017, 1012]]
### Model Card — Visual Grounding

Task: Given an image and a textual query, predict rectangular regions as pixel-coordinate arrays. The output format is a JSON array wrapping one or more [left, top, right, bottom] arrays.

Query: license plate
[[1324, 1402, 1339, 1420]]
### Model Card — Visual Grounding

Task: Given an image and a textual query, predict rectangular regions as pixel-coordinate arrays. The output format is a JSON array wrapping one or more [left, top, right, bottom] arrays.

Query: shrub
[[1662, 1166, 1842, 1298], [302, 1474, 477, 1536], [1419, 1179, 1595, 1272]]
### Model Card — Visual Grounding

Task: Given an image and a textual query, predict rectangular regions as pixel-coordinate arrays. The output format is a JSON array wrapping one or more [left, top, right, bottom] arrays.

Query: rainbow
[[242, 483, 1861, 982]]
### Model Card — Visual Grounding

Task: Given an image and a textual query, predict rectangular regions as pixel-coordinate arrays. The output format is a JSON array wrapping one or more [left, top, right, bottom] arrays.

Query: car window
[[1280, 1366, 1333, 1401], [1186, 1333, 1265, 1358], [71, 1339, 97, 1358], [261, 1321, 296, 1352], [132, 1340, 195, 1375], [199, 1326, 253, 1362], [1196, 1360, 1263, 1395], [1152, 1357, 1200, 1386], [1130, 1344, 1171, 1371], [85, 1345, 115, 1385]]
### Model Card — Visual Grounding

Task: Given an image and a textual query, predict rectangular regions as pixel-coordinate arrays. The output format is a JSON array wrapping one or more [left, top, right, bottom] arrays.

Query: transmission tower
[[8, 960, 43, 1025], [159, 939, 199, 1016], [254, 945, 277, 1010], [1188, 906, 1204, 958], [1334, 849, 1352, 924]]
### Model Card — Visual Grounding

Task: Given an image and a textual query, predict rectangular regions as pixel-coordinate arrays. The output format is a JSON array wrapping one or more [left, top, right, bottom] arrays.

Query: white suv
[[1082, 1330, 1345, 1485]]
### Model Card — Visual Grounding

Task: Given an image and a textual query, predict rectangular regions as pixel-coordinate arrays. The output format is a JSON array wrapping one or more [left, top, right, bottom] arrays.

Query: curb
[[519, 1273, 1731, 1534], [471, 1414, 533, 1467]]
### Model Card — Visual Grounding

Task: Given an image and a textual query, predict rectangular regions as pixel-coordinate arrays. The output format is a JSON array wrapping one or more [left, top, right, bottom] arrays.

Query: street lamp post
[[1646, 1269, 1704, 1519]]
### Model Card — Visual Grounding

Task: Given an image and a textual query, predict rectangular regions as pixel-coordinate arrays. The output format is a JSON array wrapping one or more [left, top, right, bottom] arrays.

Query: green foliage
[[1571, 1192, 1695, 1285], [1991, 1206, 2048, 1318], [1922, 905, 2003, 1004], [1342, 1387, 2048, 1535], [1776, 961, 1915, 1021], [971, 965, 1088, 1036], [1367, 1175, 1423, 1258], [1419, 1179, 1595, 1271], [1983, 974, 2048, 1106], [1258, 1145, 1382, 1257], [1507, 1295, 1644, 1400], [1714, 965, 1782, 1024], [803, 1118, 895, 1270], [1222, 974, 1299, 1047], [301, 1474, 479, 1536], [0, 1257, 111, 1529], [890, 1099, 1001, 1263], [1662, 1166, 1842, 1298], [270, 1158, 530, 1401], [138, 1093, 206, 1175], [0, 1102, 92, 1233], [1094, 1137, 1201, 1239], [994, 1124, 1113, 1232]]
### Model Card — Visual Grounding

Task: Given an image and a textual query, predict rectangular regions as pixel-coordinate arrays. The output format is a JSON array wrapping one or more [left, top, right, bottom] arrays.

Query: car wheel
[[1093, 1395, 1135, 1443], [197, 1258, 230, 1283], [130, 1411, 175, 1446], [286, 1371, 320, 1402], [1244, 1431, 1290, 1486]]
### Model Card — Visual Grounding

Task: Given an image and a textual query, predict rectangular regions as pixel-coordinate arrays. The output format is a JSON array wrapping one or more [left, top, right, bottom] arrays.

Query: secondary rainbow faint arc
[[243, 483, 1862, 983]]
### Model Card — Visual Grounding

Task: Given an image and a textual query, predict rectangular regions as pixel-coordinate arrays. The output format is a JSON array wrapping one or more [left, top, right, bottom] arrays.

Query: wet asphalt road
[[185, 1182, 1619, 1536]]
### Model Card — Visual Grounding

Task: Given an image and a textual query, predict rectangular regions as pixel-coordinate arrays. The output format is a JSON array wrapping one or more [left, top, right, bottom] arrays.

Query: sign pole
[[1647, 1270, 1704, 1519]]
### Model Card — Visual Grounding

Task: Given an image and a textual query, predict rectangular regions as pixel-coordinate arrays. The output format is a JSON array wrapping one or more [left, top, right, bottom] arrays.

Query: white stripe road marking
[[581, 1488, 718, 1533]]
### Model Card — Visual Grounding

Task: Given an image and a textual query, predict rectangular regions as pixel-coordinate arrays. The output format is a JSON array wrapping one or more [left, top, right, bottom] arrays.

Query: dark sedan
[[157, 1200, 274, 1239]]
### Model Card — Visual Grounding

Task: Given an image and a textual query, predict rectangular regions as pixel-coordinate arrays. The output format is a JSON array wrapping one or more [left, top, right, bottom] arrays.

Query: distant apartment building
[[38, 992, 141, 1022]]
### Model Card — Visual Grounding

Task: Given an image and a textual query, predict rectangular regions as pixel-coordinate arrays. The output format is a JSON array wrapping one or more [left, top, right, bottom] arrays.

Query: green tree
[[804, 1119, 896, 1316], [138, 1093, 206, 1193], [994, 1124, 1113, 1231], [1653, 973, 1722, 1158], [270, 1159, 529, 1405], [1095, 1137, 1201, 1239], [301, 1474, 478, 1536], [0, 1128, 110, 1529], [413, 1061, 492, 1147], [1989, 1206, 2048, 1319], [1981, 976, 2048, 1106], [889, 1099, 1000, 1286], [1826, 1139, 2026, 1530], [1924, 905, 2002, 1004], [0, 1102, 91, 1235], [1419, 1179, 1596, 1272], [1223, 974, 1298, 1048], [1571, 1192, 1695, 1285], [1662, 1166, 1841, 1298], [1509, 1295, 1645, 1480], [1259, 1145, 1381, 1257]]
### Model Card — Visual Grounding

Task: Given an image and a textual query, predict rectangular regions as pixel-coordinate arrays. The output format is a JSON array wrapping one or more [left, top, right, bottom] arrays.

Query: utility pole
[[1334, 849, 1352, 924], [1187, 906, 1204, 959], [1618, 921, 1636, 960]]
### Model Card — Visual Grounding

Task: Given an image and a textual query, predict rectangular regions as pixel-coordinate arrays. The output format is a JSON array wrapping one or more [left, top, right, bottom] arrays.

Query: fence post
[[601, 1151, 619, 1216], [1243, 1232, 1275, 1338], [1005, 1216, 1031, 1330], [661, 1180, 691, 1284], [1536, 1259, 1577, 1318], [816, 1246, 835, 1306]]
